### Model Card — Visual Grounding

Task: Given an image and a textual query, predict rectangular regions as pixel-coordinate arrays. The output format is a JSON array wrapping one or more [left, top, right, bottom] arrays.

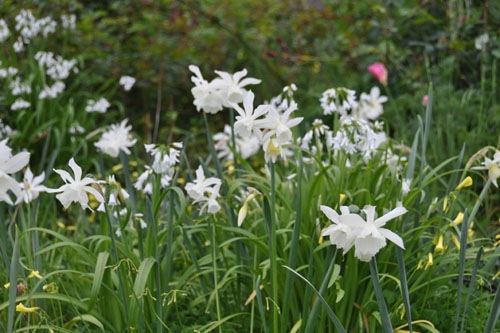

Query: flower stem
[[269, 161, 279, 332], [209, 217, 223, 333]]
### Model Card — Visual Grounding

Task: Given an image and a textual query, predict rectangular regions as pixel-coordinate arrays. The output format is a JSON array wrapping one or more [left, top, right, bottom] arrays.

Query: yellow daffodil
[[16, 302, 39, 313], [455, 176, 473, 190], [4, 282, 10, 289], [452, 212, 464, 226], [425, 252, 433, 270], [434, 234, 446, 253], [28, 270, 42, 280], [451, 233, 461, 249]]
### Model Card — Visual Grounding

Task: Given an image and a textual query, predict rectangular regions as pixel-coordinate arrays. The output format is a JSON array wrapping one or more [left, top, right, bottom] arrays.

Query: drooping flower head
[[368, 62, 388, 85]]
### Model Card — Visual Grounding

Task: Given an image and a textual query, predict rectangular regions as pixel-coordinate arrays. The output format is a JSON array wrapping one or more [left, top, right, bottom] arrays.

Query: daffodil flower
[[16, 167, 48, 204], [0, 139, 30, 205], [321, 204, 407, 262], [213, 68, 261, 106], [185, 166, 222, 214], [49, 158, 104, 210], [16, 302, 39, 313], [472, 151, 500, 187]]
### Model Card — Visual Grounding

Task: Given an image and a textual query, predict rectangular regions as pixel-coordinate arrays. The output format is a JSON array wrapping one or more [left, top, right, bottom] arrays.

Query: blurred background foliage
[[1, 0, 499, 160]]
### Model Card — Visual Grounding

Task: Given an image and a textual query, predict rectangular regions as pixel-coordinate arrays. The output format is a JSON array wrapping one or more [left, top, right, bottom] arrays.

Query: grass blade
[[396, 247, 413, 332], [369, 257, 393, 332], [88, 252, 109, 312], [7, 226, 20, 333], [460, 248, 483, 332], [454, 210, 468, 333], [283, 265, 347, 333]]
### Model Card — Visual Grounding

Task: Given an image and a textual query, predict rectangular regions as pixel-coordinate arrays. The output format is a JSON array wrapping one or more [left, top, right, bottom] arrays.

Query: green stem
[[369, 257, 393, 332], [209, 217, 222, 333], [269, 161, 279, 333]]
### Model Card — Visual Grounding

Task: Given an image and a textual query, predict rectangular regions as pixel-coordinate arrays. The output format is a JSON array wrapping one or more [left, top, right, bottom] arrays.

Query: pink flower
[[368, 62, 388, 85], [422, 95, 428, 107]]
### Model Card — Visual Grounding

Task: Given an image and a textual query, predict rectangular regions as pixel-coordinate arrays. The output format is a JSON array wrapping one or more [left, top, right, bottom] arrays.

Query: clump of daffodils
[[134, 143, 183, 195], [321, 204, 407, 262], [185, 165, 222, 214]]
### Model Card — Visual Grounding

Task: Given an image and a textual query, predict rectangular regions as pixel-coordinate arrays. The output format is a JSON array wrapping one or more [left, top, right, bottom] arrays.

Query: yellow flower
[[452, 212, 464, 226], [238, 193, 257, 227], [4, 282, 10, 289], [434, 234, 446, 253], [455, 176, 473, 190], [425, 253, 433, 270], [339, 193, 347, 205], [28, 270, 43, 280], [451, 233, 461, 249], [16, 303, 39, 313]]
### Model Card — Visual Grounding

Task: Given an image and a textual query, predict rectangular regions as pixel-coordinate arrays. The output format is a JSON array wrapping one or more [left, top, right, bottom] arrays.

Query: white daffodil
[[185, 166, 222, 214], [94, 119, 137, 158], [355, 86, 388, 120], [49, 158, 104, 210], [321, 204, 407, 262], [119, 75, 136, 91], [472, 151, 500, 187], [213, 68, 261, 106], [231, 91, 268, 139], [189, 65, 224, 114], [0, 139, 30, 205], [16, 167, 48, 204], [321, 205, 366, 254], [354, 205, 407, 262]]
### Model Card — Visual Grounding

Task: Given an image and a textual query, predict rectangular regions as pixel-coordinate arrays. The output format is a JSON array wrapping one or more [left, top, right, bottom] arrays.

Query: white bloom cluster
[[35, 51, 78, 81], [11, 98, 31, 111], [321, 204, 407, 262], [0, 19, 10, 42], [85, 98, 111, 113], [185, 165, 222, 214], [188, 65, 261, 114], [0, 67, 18, 79], [134, 142, 183, 194], [119, 75, 136, 91], [61, 14, 76, 30], [96, 175, 130, 212], [320, 86, 387, 120], [0, 119, 15, 139], [94, 119, 137, 158], [9, 77, 32, 95], [320, 88, 358, 116], [267, 84, 297, 113], [15, 10, 57, 44], [39, 81, 65, 99], [230, 89, 303, 163], [0, 139, 30, 205], [327, 116, 387, 161]]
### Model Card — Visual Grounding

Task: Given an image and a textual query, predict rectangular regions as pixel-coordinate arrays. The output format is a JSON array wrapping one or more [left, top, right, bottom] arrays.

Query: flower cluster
[[85, 98, 111, 113], [134, 143, 183, 194], [189, 65, 261, 114], [321, 204, 407, 262], [185, 166, 222, 214], [119, 75, 136, 91]]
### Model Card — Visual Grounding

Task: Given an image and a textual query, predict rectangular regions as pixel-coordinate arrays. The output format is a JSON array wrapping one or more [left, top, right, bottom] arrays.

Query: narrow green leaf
[[460, 248, 483, 333], [88, 252, 109, 312], [396, 247, 413, 333], [454, 210, 468, 333], [7, 226, 20, 333], [284, 265, 346, 333], [369, 257, 393, 333]]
